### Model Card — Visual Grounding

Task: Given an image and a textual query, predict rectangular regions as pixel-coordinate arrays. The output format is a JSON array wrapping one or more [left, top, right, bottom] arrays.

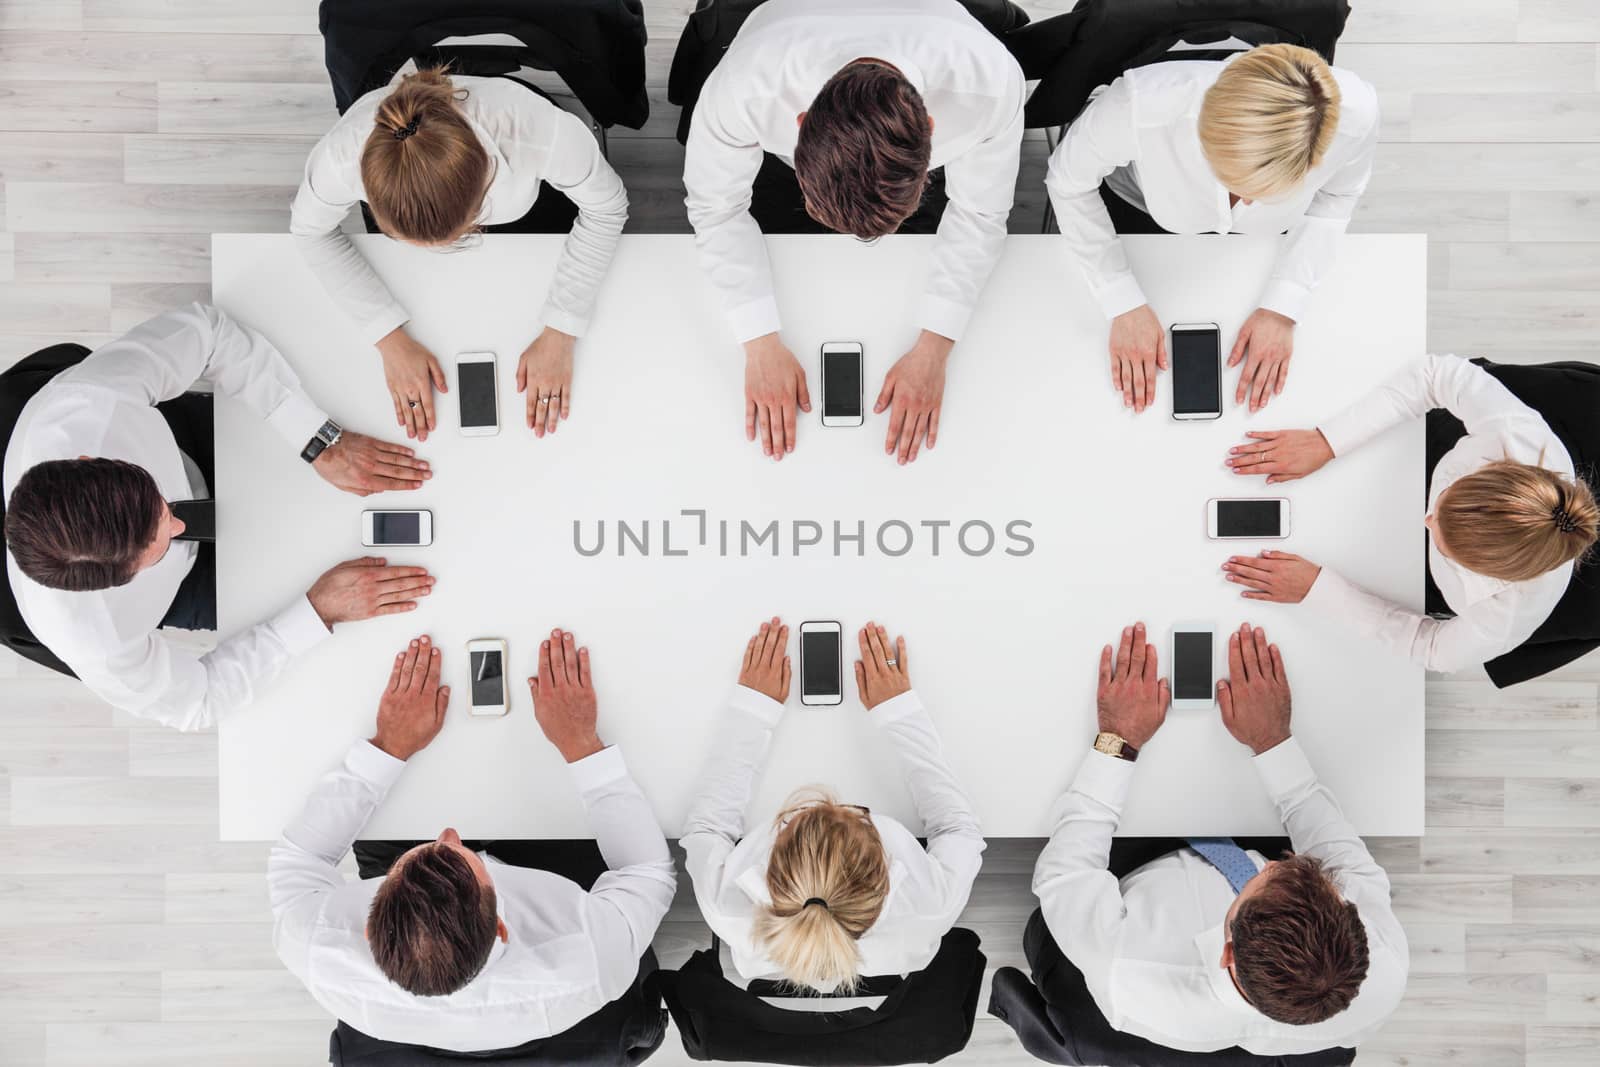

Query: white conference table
[[213, 232, 1424, 841]]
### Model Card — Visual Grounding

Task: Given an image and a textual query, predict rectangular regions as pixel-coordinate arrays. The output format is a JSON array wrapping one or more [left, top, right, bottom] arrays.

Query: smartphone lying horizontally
[[361, 509, 433, 547], [1207, 497, 1290, 540]]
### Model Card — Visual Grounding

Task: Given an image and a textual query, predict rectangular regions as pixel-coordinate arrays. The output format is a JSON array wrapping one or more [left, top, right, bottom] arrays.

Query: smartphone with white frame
[[1170, 323, 1222, 421], [466, 638, 509, 717], [799, 620, 844, 706], [1170, 624, 1216, 712], [456, 351, 499, 436], [1207, 497, 1290, 540], [820, 342, 865, 427], [361, 509, 433, 547]]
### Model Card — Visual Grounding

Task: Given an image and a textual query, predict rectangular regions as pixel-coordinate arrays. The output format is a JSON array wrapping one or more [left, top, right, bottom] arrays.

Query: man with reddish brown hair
[[684, 0, 1025, 466]]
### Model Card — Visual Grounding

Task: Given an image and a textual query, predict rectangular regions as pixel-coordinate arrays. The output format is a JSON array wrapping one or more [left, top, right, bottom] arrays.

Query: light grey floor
[[3, 1, 1600, 1064]]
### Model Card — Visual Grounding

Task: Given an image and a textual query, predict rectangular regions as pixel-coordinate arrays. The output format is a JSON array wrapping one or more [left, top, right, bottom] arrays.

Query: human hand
[[376, 327, 448, 441], [307, 556, 435, 628], [516, 327, 575, 437], [1228, 308, 1295, 412], [737, 616, 791, 702], [1217, 623, 1291, 755], [744, 333, 811, 460], [528, 627, 603, 763], [1108, 304, 1167, 413], [1095, 622, 1169, 748], [854, 621, 910, 709], [369, 635, 449, 760], [1226, 429, 1333, 485], [311, 430, 431, 495], [1222, 550, 1321, 603], [875, 330, 952, 465]]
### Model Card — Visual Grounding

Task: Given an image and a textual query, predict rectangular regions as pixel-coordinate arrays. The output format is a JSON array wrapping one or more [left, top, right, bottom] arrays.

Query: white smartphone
[[466, 638, 509, 717], [1170, 624, 1216, 712], [1170, 323, 1222, 421], [799, 620, 844, 706], [361, 509, 433, 547], [820, 342, 865, 427], [1207, 497, 1290, 540], [456, 351, 499, 436]]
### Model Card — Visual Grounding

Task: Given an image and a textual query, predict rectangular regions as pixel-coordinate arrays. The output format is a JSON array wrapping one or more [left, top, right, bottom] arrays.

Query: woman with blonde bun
[[1220, 354, 1600, 685], [681, 617, 984, 992], [1046, 43, 1379, 415], [292, 66, 628, 442]]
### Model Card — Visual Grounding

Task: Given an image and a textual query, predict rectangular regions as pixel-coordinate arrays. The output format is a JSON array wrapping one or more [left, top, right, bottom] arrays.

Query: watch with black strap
[[300, 419, 343, 464], [1093, 730, 1139, 762]]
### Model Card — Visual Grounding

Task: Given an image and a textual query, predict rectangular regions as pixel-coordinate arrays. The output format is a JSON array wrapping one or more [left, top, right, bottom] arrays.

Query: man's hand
[[516, 327, 575, 437], [528, 627, 604, 763], [1223, 550, 1321, 603], [744, 333, 811, 461], [1217, 623, 1291, 755], [1228, 308, 1295, 412], [376, 326, 448, 441], [307, 556, 435, 628], [855, 621, 910, 709], [876, 330, 952, 465], [1108, 304, 1166, 413], [370, 635, 449, 760], [1226, 429, 1333, 485], [312, 430, 431, 496], [1096, 622, 1169, 748], [738, 616, 791, 702]]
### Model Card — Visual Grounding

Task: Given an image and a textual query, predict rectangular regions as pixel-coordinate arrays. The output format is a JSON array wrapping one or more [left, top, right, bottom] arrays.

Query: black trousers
[[1098, 181, 1171, 235]]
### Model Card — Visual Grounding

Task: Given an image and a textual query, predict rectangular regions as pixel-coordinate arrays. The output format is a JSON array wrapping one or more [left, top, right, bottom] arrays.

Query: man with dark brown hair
[[684, 0, 1025, 466]]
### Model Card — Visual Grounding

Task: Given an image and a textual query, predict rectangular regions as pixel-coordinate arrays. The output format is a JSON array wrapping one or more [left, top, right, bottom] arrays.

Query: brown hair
[[752, 789, 891, 993], [367, 844, 498, 997], [361, 67, 491, 245], [1199, 44, 1341, 201], [1436, 460, 1600, 582], [794, 61, 931, 239], [4, 459, 164, 592], [1231, 854, 1369, 1025]]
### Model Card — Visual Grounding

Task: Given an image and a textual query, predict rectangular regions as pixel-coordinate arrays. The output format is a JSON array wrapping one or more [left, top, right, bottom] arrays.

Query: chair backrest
[[651, 927, 986, 1064], [1004, 0, 1351, 130], [318, 0, 648, 128]]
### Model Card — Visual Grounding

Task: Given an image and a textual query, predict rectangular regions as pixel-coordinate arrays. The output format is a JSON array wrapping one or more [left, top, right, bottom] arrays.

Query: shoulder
[[1330, 66, 1380, 139], [1118, 61, 1216, 124]]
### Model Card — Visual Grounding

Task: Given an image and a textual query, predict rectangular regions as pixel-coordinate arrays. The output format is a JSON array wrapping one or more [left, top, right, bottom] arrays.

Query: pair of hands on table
[[1109, 305, 1296, 414], [737, 615, 912, 710], [368, 628, 606, 764], [1219, 426, 1338, 604], [1097, 622, 1292, 756]]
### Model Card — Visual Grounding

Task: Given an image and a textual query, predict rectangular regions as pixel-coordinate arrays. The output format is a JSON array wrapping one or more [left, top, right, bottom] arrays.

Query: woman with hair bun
[[1220, 354, 1600, 685], [292, 66, 628, 441], [682, 617, 984, 992]]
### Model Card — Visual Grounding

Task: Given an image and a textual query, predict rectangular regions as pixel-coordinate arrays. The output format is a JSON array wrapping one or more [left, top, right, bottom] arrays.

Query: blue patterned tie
[[1186, 837, 1261, 895]]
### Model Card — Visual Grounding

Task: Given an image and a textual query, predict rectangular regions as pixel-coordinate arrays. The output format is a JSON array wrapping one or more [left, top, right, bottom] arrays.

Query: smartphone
[[1208, 497, 1290, 540], [466, 638, 509, 717], [457, 351, 499, 436], [799, 620, 844, 706], [361, 509, 433, 547], [1170, 323, 1222, 421], [820, 342, 865, 427], [1171, 624, 1215, 712]]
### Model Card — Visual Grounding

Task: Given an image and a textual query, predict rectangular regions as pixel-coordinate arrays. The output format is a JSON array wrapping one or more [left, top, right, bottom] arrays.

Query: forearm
[[541, 118, 629, 337], [870, 691, 984, 885], [1302, 566, 1506, 672], [269, 740, 404, 913], [292, 227, 409, 347], [682, 686, 779, 843], [1259, 214, 1348, 323]]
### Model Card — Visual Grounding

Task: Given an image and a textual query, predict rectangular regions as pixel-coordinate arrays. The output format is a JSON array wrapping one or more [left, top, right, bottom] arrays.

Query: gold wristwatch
[[1093, 731, 1139, 762]]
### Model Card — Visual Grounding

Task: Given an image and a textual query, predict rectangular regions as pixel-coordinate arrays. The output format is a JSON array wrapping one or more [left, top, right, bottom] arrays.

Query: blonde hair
[[752, 789, 891, 993], [1198, 44, 1341, 201], [1436, 460, 1599, 582], [361, 67, 490, 245]]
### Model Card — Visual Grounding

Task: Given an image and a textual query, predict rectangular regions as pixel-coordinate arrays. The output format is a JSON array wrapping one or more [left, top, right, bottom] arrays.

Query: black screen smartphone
[[799, 622, 844, 705], [1171, 628, 1215, 708], [1171, 324, 1222, 420], [470, 649, 504, 705], [1214, 499, 1287, 538], [821, 344, 865, 426], [457, 353, 499, 434]]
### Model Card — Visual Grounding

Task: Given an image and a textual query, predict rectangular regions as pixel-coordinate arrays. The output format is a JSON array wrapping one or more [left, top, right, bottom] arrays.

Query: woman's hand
[[1228, 308, 1295, 412], [1226, 429, 1334, 484], [1108, 304, 1167, 413], [855, 622, 910, 709], [516, 327, 575, 437], [1223, 550, 1322, 603], [376, 327, 448, 441], [738, 616, 791, 703]]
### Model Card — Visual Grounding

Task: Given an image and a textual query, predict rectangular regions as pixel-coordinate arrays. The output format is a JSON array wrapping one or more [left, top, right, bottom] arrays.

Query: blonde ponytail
[[360, 66, 490, 245], [1437, 460, 1599, 582]]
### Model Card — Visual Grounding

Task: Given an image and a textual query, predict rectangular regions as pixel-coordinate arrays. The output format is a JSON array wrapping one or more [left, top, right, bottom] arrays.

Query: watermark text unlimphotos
[[572, 510, 1035, 558]]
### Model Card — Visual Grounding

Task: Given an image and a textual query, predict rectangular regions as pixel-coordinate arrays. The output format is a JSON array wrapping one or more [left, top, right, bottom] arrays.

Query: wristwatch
[[1093, 731, 1139, 762], [300, 419, 343, 464]]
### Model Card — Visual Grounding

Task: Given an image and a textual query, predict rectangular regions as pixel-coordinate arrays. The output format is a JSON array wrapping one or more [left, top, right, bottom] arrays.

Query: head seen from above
[[754, 789, 891, 993], [795, 59, 932, 240], [1431, 460, 1600, 582], [366, 828, 505, 997], [1199, 44, 1341, 204], [362, 67, 491, 248], [5, 458, 180, 591]]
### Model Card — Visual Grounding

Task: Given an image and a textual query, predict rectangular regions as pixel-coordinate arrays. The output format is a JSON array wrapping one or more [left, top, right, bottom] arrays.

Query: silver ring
[[884, 657, 898, 667], [538, 396, 550, 405]]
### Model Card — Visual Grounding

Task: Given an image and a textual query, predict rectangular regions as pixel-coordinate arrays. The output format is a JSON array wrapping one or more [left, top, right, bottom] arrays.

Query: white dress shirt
[[681, 686, 986, 989], [683, 0, 1025, 345], [1045, 57, 1380, 321], [269, 740, 677, 1053], [291, 75, 629, 346], [3, 304, 332, 731], [1034, 739, 1408, 1055], [1305, 353, 1575, 672]]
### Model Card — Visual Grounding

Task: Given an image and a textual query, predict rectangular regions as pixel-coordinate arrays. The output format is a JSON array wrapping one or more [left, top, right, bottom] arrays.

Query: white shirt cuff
[[1258, 280, 1309, 324], [917, 295, 972, 344], [361, 306, 411, 349], [729, 684, 784, 726], [1315, 411, 1367, 459], [1095, 274, 1149, 321], [349, 739, 408, 788], [1070, 748, 1136, 813], [270, 595, 332, 656], [264, 391, 331, 453], [1301, 565, 1353, 615], [539, 304, 589, 340], [728, 296, 783, 346], [568, 744, 630, 793], [1251, 736, 1316, 804], [866, 689, 923, 725]]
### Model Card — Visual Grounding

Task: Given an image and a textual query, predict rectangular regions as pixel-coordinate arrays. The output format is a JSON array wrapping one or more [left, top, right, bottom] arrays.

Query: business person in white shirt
[[682, 617, 985, 993], [1047, 44, 1379, 413], [1034, 621, 1406, 1054], [292, 67, 629, 441], [684, 0, 1025, 465], [269, 628, 676, 1053], [2, 304, 435, 731]]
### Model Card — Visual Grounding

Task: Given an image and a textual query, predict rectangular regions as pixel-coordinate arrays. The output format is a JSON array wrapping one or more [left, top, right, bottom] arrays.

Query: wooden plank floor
[[2, 1, 1599, 1063]]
